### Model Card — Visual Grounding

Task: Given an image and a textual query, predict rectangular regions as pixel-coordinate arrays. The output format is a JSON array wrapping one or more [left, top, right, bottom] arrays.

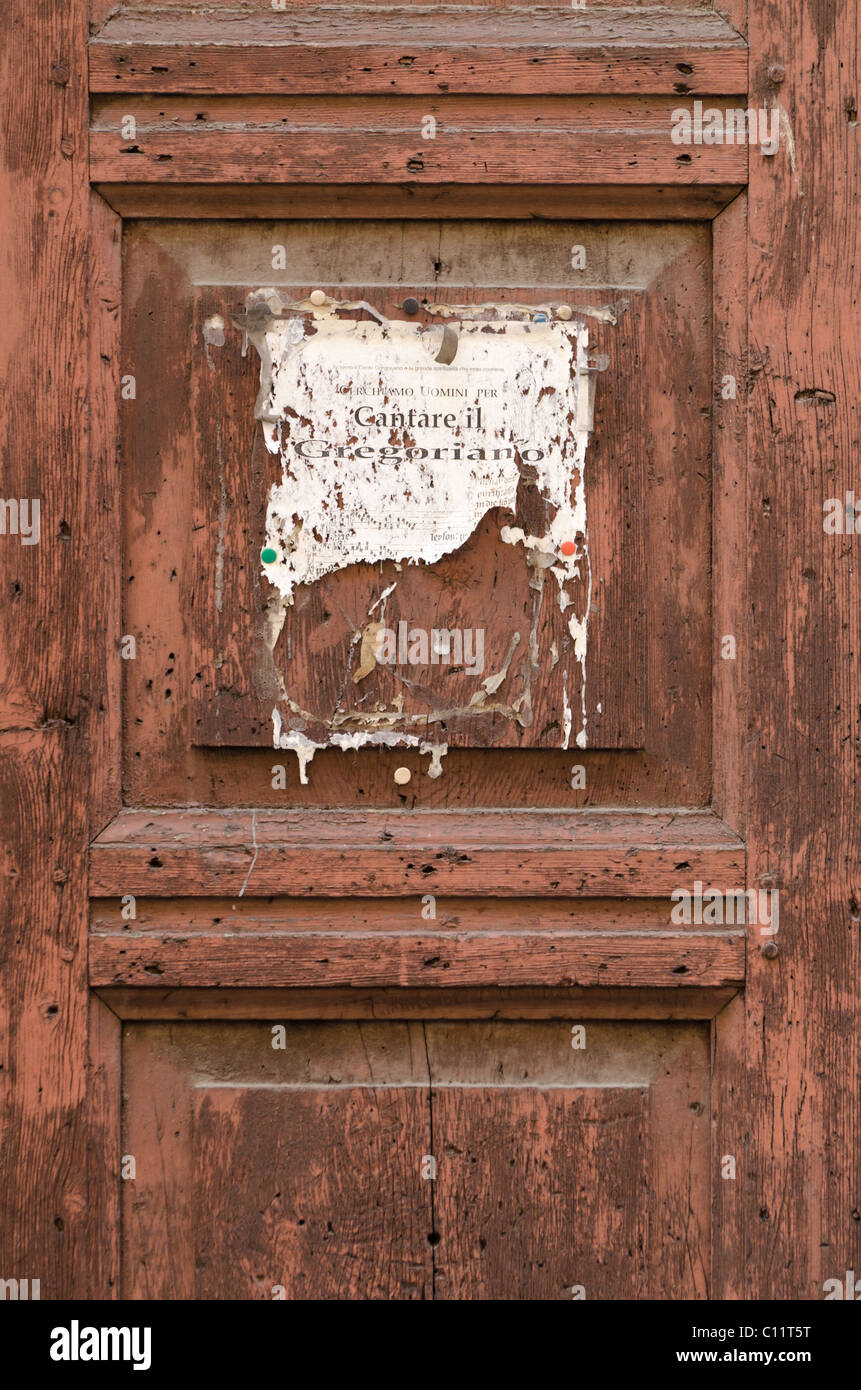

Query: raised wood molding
[[88, 6, 748, 96], [94, 180, 743, 220], [89, 807, 745, 897], [89, 925, 744, 990], [94, 983, 739, 1021]]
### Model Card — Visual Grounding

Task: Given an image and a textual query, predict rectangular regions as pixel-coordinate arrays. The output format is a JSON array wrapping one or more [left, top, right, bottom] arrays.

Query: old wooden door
[[2, 0, 858, 1303]]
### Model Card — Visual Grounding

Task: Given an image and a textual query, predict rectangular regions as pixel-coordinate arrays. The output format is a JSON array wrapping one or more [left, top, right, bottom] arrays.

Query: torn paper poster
[[254, 313, 591, 604], [243, 301, 597, 770]]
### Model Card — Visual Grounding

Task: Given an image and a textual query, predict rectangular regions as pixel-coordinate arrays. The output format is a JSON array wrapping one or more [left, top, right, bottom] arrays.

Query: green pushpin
[[261, 547, 277, 564]]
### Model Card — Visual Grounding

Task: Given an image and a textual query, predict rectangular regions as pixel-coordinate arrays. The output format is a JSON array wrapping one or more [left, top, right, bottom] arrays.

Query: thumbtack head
[[402, 297, 420, 315], [394, 767, 411, 786], [556, 305, 573, 321], [560, 540, 577, 557], [309, 289, 328, 306], [261, 547, 277, 564]]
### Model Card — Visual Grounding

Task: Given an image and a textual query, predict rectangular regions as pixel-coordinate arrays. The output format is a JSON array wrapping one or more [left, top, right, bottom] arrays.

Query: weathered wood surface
[[0, 0, 107, 1300], [90, 894, 693, 933], [89, 928, 745, 990], [91, 127, 746, 186], [97, 182, 742, 221], [742, 0, 861, 1300], [90, 91, 735, 130], [196, 1084, 431, 1298], [89, 7, 747, 96], [124, 1019, 710, 1299], [89, 807, 745, 896], [124, 218, 710, 805], [87, 995, 121, 1298], [89, 91, 747, 189], [97, 984, 739, 1022], [91, 898, 744, 1018]]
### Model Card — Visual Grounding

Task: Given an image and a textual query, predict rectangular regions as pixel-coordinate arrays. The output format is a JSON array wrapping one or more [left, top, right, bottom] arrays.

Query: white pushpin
[[393, 767, 411, 785], [309, 289, 328, 306], [556, 304, 573, 320]]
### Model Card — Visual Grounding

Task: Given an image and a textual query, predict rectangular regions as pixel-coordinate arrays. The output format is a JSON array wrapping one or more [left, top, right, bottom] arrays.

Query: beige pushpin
[[393, 766, 411, 785], [309, 289, 328, 306], [556, 304, 573, 320]]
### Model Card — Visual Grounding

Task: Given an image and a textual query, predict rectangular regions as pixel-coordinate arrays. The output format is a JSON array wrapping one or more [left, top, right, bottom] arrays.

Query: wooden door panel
[[123, 1019, 709, 1300], [194, 1087, 431, 1300], [4, 0, 855, 1316], [122, 218, 711, 804], [433, 1087, 650, 1300]]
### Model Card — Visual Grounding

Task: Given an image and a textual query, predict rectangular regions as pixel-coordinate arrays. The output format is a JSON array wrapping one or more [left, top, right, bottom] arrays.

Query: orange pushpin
[[560, 540, 577, 556]]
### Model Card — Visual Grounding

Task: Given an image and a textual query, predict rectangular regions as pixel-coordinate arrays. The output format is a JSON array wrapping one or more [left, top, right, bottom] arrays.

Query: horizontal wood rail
[[89, 891, 745, 990], [89, 807, 745, 897], [89, 124, 746, 187], [89, 926, 744, 990], [88, 7, 748, 96]]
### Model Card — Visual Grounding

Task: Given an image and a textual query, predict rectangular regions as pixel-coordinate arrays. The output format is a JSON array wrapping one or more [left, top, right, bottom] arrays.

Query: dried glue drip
[[272, 709, 448, 785]]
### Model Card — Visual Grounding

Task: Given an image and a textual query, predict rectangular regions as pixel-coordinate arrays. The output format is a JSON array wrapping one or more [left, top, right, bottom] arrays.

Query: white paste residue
[[420, 742, 448, 779], [562, 670, 572, 751], [272, 710, 319, 786], [273, 707, 448, 785]]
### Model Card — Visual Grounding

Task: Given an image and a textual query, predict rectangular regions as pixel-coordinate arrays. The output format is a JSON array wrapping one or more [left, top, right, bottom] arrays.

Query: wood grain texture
[[194, 1086, 432, 1298], [95, 181, 743, 221], [123, 1019, 711, 1299], [89, 928, 745, 990], [744, 0, 861, 1299], [87, 995, 122, 1298], [0, 0, 96, 1299], [88, 94, 745, 212], [90, 91, 733, 130], [92, 0, 739, 14], [98, 985, 739, 1022], [712, 191, 747, 833], [89, 807, 745, 897], [90, 127, 746, 186], [433, 1086, 650, 1298], [89, 894, 696, 933], [710, 990, 745, 1299], [88, 190, 123, 837], [708, 192, 748, 1300], [88, 7, 748, 96]]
